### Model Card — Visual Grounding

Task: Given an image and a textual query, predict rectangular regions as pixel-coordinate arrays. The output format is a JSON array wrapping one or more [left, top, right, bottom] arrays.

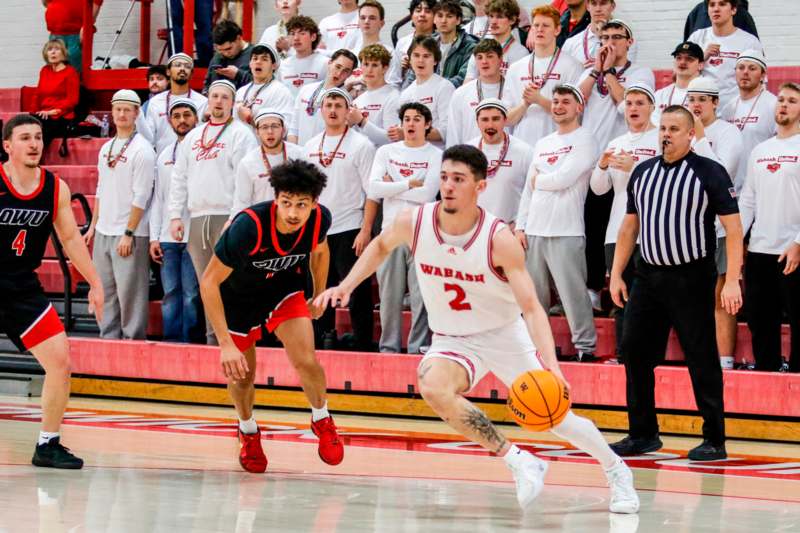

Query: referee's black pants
[[621, 256, 725, 445], [745, 252, 800, 372], [317, 229, 374, 350]]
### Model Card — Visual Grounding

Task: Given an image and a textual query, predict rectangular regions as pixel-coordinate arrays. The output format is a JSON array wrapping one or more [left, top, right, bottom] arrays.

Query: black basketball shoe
[[32, 437, 84, 469]]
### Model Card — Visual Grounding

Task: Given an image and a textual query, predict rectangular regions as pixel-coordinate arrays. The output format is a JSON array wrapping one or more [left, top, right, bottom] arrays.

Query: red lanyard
[[261, 143, 287, 175], [733, 89, 765, 131], [318, 127, 348, 168], [166, 89, 192, 113], [199, 119, 232, 150], [528, 48, 562, 89], [480, 133, 510, 178], [597, 61, 631, 97], [242, 80, 272, 107], [106, 132, 137, 168]]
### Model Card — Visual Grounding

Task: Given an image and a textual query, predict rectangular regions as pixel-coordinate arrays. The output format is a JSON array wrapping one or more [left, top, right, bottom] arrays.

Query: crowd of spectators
[[34, 0, 798, 375]]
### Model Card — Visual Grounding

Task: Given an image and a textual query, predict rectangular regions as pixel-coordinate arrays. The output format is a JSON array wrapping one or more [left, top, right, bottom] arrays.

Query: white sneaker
[[606, 460, 640, 514], [509, 451, 548, 509]]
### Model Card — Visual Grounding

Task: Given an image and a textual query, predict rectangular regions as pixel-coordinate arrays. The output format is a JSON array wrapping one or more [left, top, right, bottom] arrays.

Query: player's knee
[[418, 374, 457, 408], [291, 354, 320, 377], [45, 351, 71, 379]]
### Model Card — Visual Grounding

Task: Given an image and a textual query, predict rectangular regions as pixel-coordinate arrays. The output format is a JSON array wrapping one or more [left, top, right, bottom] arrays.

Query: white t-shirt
[[563, 26, 640, 68], [652, 82, 691, 127], [506, 51, 584, 148], [579, 63, 655, 159], [446, 79, 514, 148], [234, 79, 294, 126], [318, 11, 360, 52], [462, 17, 527, 43], [720, 89, 778, 188], [145, 89, 208, 155], [279, 52, 329, 97], [95, 134, 155, 237], [399, 74, 456, 149], [367, 141, 442, 229], [348, 37, 394, 80], [467, 134, 533, 224], [465, 36, 529, 80], [168, 119, 259, 219], [516, 126, 597, 237], [259, 21, 293, 58], [686, 27, 763, 109], [739, 134, 800, 255], [303, 128, 376, 234], [289, 81, 328, 144], [353, 84, 401, 147], [589, 128, 660, 243], [150, 140, 189, 243], [231, 142, 305, 217]]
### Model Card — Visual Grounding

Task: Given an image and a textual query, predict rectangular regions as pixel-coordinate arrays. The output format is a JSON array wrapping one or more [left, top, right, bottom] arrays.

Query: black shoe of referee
[[688, 441, 727, 461], [610, 435, 663, 456], [32, 437, 84, 469]]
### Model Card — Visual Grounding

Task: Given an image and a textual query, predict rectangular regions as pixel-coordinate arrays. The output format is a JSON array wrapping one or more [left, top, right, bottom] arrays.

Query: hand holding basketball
[[507, 370, 571, 432]]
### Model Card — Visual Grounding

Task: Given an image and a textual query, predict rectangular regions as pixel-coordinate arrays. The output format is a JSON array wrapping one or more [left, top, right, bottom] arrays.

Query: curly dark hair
[[269, 159, 328, 199]]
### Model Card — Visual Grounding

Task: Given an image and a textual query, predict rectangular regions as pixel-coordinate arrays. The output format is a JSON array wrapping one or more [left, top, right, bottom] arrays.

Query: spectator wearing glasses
[[563, 0, 639, 68]]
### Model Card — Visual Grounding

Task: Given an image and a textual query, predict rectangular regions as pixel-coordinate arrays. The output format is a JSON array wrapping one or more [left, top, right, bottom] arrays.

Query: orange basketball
[[507, 370, 571, 431]]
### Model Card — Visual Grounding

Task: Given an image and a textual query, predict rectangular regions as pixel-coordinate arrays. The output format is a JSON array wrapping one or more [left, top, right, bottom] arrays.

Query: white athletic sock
[[502, 444, 526, 469], [550, 411, 619, 470], [238, 417, 258, 434], [38, 431, 59, 446], [311, 401, 329, 422]]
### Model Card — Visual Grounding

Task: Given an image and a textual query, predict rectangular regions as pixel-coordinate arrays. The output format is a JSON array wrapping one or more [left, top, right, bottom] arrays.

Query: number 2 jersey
[[0, 167, 58, 277], [411, 201, 520, 336]]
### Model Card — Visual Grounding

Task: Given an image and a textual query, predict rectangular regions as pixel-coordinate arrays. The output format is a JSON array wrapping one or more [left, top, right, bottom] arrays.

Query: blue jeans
[[169, 0, 214, 67], [160, 242, 202, 343]]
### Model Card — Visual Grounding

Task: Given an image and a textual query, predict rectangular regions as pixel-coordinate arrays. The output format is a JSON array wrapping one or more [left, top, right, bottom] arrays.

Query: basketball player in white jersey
[[315, 145, 639, 514]]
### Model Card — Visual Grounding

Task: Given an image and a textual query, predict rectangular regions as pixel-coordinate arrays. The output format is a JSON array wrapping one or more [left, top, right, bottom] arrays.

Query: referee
[[607, 105, 744, 461]]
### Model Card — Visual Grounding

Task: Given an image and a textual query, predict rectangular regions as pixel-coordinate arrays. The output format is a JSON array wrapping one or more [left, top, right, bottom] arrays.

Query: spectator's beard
[[173, 75, 189, 87]]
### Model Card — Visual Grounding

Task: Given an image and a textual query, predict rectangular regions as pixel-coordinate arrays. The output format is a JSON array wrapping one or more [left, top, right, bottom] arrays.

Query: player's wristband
[[589, 69, 601, 79]]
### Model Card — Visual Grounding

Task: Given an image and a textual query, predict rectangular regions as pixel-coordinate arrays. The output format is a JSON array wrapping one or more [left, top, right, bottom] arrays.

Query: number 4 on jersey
[[11, 229, 27, 256], [444, 282, 472, 311]]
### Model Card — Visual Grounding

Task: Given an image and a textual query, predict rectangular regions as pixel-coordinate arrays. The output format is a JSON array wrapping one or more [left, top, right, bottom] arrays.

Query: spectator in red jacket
[[34, 39, 80, 148], [41, 0, 103, 73]]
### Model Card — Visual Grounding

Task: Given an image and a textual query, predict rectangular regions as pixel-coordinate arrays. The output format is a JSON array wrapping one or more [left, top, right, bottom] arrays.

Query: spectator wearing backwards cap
[[234, 42, 294, 126], [168, 80, 258, 344], [204, 20, 255, 92], [149, 98, 203, 343], [652, 42, 705, 127], [231, 108, 305, 217], [146, 53, 208, 155], [85, 90, 154, 340]]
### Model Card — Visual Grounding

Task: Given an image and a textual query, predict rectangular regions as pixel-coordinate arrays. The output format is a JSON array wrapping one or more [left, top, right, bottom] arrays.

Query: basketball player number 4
[[11, 229, 27, 256], [444, 283, 472, 311]]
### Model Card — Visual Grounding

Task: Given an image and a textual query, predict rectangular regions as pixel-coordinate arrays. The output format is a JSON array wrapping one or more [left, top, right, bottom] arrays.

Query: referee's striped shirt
[[626, 151, 739, 266]]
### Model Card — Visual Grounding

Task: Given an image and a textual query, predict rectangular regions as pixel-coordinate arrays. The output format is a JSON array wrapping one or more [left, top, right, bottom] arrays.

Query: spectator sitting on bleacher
[[203, 20, 254, 93], [684, 0, 758, 41], [259, 0, 301, 60], [142, 65, 168, 116], [86, 90, 154, 341], [33, 39, 80, 150], [41, 0, 102, 73]]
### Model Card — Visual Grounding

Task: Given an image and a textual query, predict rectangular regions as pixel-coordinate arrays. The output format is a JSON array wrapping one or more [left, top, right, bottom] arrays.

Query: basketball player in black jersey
[[1, 115, 104, 469], [200, 159, 344, 473]]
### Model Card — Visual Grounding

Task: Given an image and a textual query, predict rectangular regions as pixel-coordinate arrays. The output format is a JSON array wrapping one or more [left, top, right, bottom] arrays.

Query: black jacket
[[403, 30, 478, 89], [683, 0, 759, 40], [556, 9, 590, 48], [203, 43, 254, 93]]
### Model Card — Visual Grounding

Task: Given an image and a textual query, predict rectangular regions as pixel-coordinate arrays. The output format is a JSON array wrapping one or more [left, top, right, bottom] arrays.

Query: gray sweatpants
[[376, 245, 430, 354], [188, 214, 229, 344], [525, 235, 597, 354], [93, 233, 150, 339]]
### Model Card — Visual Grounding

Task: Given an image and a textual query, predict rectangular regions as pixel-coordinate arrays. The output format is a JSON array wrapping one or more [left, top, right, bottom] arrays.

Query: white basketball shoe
[[509, 451, 549, 508], [606, 460, 640, 513]]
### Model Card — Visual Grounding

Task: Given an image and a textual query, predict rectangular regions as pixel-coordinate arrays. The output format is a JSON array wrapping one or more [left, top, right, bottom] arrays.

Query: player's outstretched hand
[[87, 282, 104, 325], [221, 345, 249, 381], [314, 286, 351, 310]]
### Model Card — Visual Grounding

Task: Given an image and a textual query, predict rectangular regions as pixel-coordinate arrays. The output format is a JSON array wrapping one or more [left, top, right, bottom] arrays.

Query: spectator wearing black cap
[[609, 104, 743, 461], [684, 0, 758, 41], [204, 20, 254, 92], [652, 42, 704, 127]]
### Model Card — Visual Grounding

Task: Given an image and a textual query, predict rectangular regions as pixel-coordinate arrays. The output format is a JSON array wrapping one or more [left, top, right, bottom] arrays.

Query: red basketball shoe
[[311, 416, 344, 465], [238, 428, 268, 473]]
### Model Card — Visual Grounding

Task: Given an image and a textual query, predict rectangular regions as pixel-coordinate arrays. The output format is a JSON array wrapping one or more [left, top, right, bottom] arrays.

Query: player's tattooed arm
[[462, 405, 507, 454]]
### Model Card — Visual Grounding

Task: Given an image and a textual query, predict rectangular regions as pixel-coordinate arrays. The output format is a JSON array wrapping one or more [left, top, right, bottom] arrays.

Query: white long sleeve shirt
[[590, 128, 660, 243], [168, 119, 258, 219], [399, 74, 455, 149], [279, 52, 329, 98], [145, 89, 208, 155], [738, 134, 800, 255], [352, 84, 401, 147], [289, 81, 327, 144], [466, 134, 532, 224], [150, 141, 189, 243], [367, 141, 441, 230], [720, 89, 778, 188], [303, 128, 376, 234], [505, 51, 584, 147], [516, 126, 596, 237], [234, 79, 294, 126], [95, 134, 155, 237], [231, 142, 305, 217], [687, 27, 763, 110], [446, 79, 514, 148]]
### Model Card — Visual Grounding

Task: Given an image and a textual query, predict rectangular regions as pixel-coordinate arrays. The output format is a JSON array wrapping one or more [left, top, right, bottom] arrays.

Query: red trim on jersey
[[0, 166, 46, 201], [462, 207, 485, 251], [265, 291, 310, 333], [431, 202, 485, 251], [438, 351, 476, 387], [410, 205, 425, 256], [270, 202, 309, 256], [52, 172, 60, 221], [244, 209, 263, 256], [487, 219, 509, 282], [310, 206, 322, 252], [20, 304, 65, 350], [228, 326, 261, 352], [432, 202, 444, 244]]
